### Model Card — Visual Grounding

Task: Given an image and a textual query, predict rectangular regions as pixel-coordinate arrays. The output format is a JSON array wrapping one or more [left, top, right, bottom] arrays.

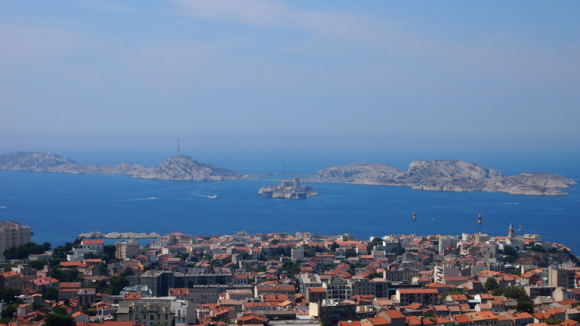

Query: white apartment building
[[0, 221, 32, 259]]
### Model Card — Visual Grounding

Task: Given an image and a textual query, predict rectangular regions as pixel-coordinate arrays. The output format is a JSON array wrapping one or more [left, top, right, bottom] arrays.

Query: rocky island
[[76, 231, 161, 239], [318, 160, 577, 196], [259, 178, 319, 199], [0, 152, 246, 181]]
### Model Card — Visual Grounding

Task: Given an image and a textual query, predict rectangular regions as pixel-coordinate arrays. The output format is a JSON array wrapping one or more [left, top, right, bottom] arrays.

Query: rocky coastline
[[318, 160, 577, 196], [0, 152, 246, 181], [1, 152, 576, 196], [76, 231, 161, 239]]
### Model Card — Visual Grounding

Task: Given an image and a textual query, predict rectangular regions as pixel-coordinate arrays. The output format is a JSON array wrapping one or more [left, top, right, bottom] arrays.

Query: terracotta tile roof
[[382, 310, 405, 319], [81, 240, 104, 245], [365, 317, 390, 326], [453, 315, 472, 323]]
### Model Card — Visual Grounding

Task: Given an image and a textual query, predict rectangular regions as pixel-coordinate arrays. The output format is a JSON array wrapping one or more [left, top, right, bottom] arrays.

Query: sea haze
[[0, 149, 578, 248]]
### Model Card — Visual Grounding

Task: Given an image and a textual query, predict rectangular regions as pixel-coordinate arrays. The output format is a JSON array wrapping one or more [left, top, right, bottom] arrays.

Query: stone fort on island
[[258, 178, 319, 199]]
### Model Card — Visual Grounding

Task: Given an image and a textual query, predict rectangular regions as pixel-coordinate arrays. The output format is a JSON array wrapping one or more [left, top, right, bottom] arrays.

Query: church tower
[[508, 223, 515, 239]]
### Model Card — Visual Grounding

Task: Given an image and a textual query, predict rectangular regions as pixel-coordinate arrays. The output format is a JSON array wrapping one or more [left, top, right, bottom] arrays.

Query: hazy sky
[[1, 1, 579, 152]]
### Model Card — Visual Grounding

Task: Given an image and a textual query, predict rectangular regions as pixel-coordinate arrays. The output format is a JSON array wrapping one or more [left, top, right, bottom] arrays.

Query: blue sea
[[0, 149, 579, 249]]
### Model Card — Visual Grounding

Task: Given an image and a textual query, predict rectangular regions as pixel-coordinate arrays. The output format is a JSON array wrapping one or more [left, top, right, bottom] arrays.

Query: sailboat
[[517, 223, 523, 232]]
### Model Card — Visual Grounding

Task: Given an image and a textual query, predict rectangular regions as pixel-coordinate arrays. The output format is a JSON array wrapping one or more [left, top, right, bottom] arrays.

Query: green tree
[[27, 260, 47, 270], [345, 249, 357, 258], [503, 286, 527, 300], [32, 302, 43, 311], [391, 246, 405, 255], [52, 306, 68, 315], [308, 248, 316, 258], [83, 252, 98, 260], [1, 305, 17, 319], [43, 287, 59, 301], [108, 276, 129, 295], [103, 245, 116, 258], [3, 263, 16, 272], [503, 246, 517, 256], [484, 277, 499, 292], [99, 264, 110, 276], [84, 308, 96, 316], [0, 288, 21, 305], [87, 279, 108, 294], [516, 299, 534, 314], [3, 242, 51, 260], [44, 313, 76, 326], [51, 266, 80, 282], [100, 253, 111, 262]]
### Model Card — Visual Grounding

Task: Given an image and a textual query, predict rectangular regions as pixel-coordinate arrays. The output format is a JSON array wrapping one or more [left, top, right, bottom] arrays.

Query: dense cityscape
[[0, 220, 579, 326]]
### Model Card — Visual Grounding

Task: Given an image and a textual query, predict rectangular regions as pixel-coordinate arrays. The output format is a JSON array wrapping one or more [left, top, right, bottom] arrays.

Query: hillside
[[0, 152, 244, 181]]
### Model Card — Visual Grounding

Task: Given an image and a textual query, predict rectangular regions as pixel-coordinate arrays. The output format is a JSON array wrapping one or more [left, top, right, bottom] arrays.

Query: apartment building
[[0, 221, 32, 258], [309, 299, 356, 325], [116, 239, 140, 260], [396, 289, 439, 305], [117, 296, 196, 326], [140, 271, 175, 297]]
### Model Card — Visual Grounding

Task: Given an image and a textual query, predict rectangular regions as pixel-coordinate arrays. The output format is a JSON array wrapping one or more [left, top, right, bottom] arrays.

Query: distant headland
[[76, 231, 161, 239], [0, 152, 246, 181]]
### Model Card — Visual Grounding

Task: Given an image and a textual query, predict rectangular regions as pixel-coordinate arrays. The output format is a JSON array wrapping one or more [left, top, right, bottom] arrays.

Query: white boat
[[209, 195, 218, 199]]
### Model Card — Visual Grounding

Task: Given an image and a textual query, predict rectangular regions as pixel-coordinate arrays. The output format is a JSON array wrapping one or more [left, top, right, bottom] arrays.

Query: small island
[[76, 231, 161, 239], [259, 178, 319, 199]]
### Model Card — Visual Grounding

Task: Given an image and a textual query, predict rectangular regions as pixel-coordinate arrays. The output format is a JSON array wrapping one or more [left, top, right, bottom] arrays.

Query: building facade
[[0, 221, 32, 259]]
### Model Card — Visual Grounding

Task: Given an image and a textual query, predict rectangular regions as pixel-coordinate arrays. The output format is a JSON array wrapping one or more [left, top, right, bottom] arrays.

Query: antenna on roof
[[178, 138, 180, 156]]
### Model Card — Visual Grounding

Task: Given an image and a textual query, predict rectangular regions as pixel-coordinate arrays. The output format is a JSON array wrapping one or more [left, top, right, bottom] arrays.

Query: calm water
[[0, 150, 579, 248]]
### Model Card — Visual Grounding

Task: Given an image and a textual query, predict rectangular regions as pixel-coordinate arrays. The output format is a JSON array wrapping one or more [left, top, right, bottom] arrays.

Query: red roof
[[81, 240, 104, 245]]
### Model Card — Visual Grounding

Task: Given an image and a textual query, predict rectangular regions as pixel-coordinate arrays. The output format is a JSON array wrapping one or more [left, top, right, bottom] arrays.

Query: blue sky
[[1, 1, 579, 152]]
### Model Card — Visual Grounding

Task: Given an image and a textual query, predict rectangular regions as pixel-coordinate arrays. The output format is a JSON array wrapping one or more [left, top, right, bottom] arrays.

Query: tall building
[[0, 221, 32, 259], [116, 239, 140, 260], [117, 296, 196, 326], [139, 271, 175, 297]]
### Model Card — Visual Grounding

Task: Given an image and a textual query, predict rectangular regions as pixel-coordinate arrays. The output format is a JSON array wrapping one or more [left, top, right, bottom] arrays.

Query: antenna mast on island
[[178, 138, 180, 155]]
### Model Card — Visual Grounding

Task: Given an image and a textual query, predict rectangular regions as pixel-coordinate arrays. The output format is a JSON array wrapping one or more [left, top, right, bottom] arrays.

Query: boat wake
[[0, 206, 6, 209], [499, 203, 520, 205], [120, 197, 157, 201], [193, 194, 219, 199]]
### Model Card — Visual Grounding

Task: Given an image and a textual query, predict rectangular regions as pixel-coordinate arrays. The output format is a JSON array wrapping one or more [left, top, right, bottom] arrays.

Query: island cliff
[[259, 178, 319, 199], [0, 152, 245, 181], [318, 160, 577, 196]]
